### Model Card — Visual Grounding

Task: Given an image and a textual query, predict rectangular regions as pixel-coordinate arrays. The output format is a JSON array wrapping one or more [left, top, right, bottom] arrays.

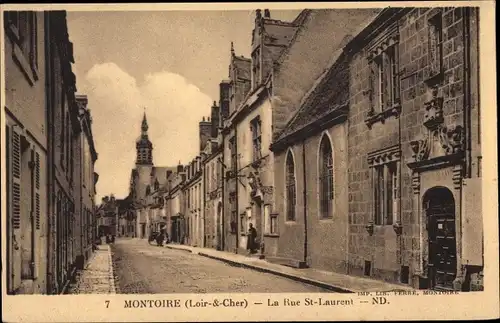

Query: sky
[[66, 9, 301, 201]]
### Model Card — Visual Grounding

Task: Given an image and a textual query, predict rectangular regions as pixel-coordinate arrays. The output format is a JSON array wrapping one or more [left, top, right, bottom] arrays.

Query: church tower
[[136, 111, 153, 165]]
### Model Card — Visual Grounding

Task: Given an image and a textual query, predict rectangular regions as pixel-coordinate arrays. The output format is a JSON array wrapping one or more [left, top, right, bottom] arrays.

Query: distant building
[[128, 112, 176, 239], [96, 195, 118, 238], [202, 102, 224, 250], [166, 165, 187, 243]]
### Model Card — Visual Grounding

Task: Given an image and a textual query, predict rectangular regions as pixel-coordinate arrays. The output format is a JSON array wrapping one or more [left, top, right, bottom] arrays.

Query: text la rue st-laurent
[[267, 297, 354, 307]]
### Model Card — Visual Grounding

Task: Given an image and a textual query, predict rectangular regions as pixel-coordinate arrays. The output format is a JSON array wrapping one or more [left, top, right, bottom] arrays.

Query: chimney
[[211, 101, 220, 138], [256, 9, 262, 21], [219, 81, 230, 120], [264, 9, 270, 18], [199, 117, 212, 152], [177, 162, 183, 173]]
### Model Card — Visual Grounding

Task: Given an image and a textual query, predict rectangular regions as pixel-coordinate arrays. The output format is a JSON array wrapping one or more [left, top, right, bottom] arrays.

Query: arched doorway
[[216, 202, 223, 250], [423, 186, 457, 290]]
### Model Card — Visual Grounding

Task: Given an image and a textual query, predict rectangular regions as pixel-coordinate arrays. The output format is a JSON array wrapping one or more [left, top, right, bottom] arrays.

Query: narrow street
[[111, 239, 332, 294]]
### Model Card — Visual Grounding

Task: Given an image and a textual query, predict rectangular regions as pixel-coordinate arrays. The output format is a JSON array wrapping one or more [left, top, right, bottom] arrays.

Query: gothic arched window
[[319, 135, 334, 219], [285, 150, 296, 221]]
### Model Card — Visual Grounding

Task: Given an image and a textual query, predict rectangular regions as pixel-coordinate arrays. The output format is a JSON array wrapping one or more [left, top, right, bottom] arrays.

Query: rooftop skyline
[[66, 9, 301, 201]]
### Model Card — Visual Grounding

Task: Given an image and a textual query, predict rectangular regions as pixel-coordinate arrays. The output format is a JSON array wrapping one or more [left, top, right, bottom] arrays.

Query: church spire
[[136, 108, 153, 166], [141, 108, 149, 134]]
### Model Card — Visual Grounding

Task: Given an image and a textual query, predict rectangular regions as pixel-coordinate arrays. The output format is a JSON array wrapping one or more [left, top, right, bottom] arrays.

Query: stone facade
[[183, 158, 203, 246], [270, 49, 351, 270], [268, 7, 482, 291], [342, 7, 481, 290]]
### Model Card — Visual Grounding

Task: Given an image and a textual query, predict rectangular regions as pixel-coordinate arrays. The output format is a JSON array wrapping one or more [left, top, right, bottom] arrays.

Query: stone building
[[166, 164, 187, 243], [271, 7, 481, 291], [4, 10, 51, 294], [221, 9, 379, 258], [267, 8, 381, 269], [116, 196, 134, 237], [96, 195, 118, 238], [183, 159, 202, 246], [202, 102, 224, 250], [4, 11, 99, 294], [348, 7, 481, 291], [74, 95, 98, 267], [222, 9, 302, 255]]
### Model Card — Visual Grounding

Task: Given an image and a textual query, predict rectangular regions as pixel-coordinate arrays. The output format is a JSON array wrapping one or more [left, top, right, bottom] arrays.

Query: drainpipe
[[302, 140, 308, 265], [44, 12, 55, 293], [463, 7, 472, 179]]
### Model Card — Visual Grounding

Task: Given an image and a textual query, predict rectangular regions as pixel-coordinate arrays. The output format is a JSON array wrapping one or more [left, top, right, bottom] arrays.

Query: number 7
[[105, 300, 110, 308]]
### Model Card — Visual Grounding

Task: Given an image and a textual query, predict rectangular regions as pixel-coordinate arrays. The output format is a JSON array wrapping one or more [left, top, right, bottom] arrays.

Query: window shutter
[[33, 149, 41, 279], [10, 127, 23, 291]]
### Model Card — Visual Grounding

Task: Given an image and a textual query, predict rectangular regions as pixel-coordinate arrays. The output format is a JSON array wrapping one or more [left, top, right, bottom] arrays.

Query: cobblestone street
[[111, 238, 332, 294]]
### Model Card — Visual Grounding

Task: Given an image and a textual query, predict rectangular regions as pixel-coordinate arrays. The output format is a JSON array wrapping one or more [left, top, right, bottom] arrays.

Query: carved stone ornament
[[365, 221, 374, 236], [423, 85, 444, 130], [410, 136, 430, 162], [439, 124, 464, 155], [392, 222, 403, 236], [409, 123, 464, 163], [367, 145, 401, 167]]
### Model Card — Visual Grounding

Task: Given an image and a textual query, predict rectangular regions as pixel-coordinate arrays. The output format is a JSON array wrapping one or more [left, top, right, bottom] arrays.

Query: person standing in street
[[247, 223, 257, 255]]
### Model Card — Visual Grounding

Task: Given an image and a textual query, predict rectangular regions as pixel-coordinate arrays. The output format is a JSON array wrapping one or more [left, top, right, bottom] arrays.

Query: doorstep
[[164, 243, 415, 293]]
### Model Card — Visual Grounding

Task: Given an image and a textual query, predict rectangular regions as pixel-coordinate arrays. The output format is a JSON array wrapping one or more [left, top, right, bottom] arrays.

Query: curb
[[165, 245, 194, 254], [107, 245, 117, 294], [197, 252, 354, 293]]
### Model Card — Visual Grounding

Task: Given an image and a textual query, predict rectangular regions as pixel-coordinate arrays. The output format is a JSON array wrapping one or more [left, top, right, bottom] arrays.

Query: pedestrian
[[247, 223, 257, 255]]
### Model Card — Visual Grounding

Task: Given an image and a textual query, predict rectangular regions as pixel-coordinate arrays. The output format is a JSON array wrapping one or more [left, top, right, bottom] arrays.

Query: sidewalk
[[165, 243, 415, 293], [68, 244, 117, 294]]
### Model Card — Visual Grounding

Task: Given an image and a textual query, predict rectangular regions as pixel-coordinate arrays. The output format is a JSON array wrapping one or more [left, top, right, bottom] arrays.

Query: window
[[319, 135, 334, 219], [428, 12, 443, 79], [212, 162, 216, 190], [264, 204, 278, 235], [4, 11, 38, 82], [368, 29, 400, 115], [373, 162, 397, 225], [270, 214, 278, 234], [371, 45, 398, 112], [251, 117, 262, 162], [60, 109, 65, 168], [230, 210, 237, 233], [285, 151, 296, 221], [229, 136, 237, 172], [240, 213, 245, 233], [252, 48, 261, 89], [368, 147, 400, 226], [65, 114, 70, 172]]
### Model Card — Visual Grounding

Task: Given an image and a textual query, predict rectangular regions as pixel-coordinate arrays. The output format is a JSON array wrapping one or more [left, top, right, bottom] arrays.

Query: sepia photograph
[[1, 2, 498, 322]]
